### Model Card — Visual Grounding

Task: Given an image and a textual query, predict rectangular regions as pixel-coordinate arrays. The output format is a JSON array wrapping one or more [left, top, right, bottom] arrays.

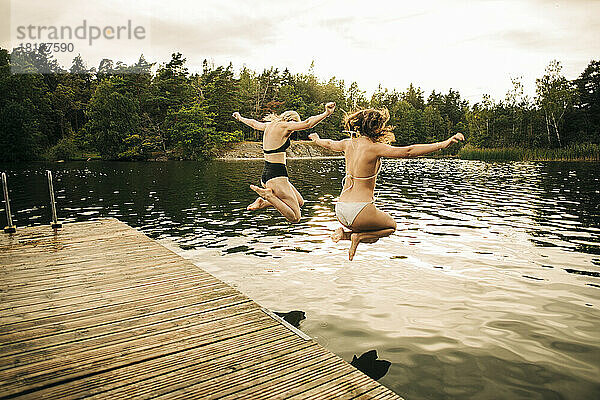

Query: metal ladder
[[2, 170, 62, 233]]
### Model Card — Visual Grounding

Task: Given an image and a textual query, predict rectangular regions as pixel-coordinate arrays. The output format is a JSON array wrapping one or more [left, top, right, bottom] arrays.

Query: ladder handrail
[[2, 172, 16, 233]]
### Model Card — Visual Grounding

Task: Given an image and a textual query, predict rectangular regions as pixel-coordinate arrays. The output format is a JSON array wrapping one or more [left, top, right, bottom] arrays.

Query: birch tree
[[535, 60, 575, 147]]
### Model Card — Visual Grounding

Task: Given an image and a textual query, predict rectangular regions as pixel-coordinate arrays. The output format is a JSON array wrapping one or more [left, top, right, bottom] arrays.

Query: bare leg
[[332, 228, 377, 243], [250, 185, 300, 223], [248, 180, 286, 211], [348, 229, 395, 261], [249, 183, 301, 210], [343, 203, 397, 260], [289, 183, 305, 207]]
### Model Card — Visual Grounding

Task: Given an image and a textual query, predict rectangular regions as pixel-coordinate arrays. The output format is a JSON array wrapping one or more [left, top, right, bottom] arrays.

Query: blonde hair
[[263, 110, 301, 123], [343, 108, 395, 144]]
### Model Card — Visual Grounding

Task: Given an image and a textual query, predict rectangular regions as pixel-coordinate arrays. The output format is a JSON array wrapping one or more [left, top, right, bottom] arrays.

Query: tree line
[[0, 45, 598, 162]]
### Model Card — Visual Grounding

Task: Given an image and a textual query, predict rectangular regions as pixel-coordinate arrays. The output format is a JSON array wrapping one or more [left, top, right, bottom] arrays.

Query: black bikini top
[[263, 137, 291, 154]]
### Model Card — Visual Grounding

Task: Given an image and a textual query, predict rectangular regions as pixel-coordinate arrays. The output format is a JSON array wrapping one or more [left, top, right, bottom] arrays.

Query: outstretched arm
[[232, 112, 267, 131], [378, 133, 465, 158], [308, 133, 348, 152], [281, 102, 336, 132]]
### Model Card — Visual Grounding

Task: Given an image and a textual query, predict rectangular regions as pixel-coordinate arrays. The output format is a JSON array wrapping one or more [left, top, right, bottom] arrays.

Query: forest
[[0, 45, 598, 162]]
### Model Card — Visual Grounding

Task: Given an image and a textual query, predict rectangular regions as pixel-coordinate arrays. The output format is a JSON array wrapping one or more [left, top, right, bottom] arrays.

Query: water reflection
[[1, 159, 599, 400]]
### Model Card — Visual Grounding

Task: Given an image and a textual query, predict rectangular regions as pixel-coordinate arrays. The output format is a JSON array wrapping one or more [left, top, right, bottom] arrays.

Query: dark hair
[[344, 108, 395, 143]]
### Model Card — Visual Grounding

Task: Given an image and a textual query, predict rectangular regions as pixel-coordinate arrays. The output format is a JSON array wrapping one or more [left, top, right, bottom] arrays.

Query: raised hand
[[232, 112, 241, 120], [443, 132, 465, 148], [325, 102, 336, 114], [450, 132, 465, 144], [308, 133, 320, 141]]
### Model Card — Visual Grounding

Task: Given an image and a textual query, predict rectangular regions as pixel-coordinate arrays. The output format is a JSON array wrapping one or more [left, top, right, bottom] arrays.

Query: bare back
[[263, 122, 291, 164], [340, 137, 381, 202]]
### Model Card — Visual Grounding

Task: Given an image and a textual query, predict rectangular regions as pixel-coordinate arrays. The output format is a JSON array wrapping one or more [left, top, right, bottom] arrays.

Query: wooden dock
[[0, 219, 402, 399]]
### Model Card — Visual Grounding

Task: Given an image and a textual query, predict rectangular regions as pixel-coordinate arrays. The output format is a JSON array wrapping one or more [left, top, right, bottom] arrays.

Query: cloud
[[501, 30, 559, 50], [493, 27, 598, 56], [150, 14, 278, 58], [311, 11, 429, 53]]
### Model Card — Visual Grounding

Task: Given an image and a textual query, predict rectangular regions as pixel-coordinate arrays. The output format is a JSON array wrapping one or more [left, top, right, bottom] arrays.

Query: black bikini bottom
[[261, 161, 288, 184]]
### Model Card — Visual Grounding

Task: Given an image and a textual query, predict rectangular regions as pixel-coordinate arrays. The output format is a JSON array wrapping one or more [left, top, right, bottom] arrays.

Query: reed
[[458, 144, 600, 162]]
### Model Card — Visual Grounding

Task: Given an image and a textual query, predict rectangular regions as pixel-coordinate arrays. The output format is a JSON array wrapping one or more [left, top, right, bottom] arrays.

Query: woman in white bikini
[[233, 102, 336, 223], [309, 108, 464, 260]]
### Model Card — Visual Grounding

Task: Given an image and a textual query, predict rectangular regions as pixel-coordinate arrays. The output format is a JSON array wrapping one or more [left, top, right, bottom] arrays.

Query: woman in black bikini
[[232, 102, 336, 223], [309, 108, 464, 260]]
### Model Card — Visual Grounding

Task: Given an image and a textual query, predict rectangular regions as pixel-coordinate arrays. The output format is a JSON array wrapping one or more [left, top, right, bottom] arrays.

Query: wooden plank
[[0, 277, 224, 327], [0, 219, 402, 400], [0, 305, 270, 397], [260, 365, 360, 400], [2, 233, 163, 259], [0, 289, 243, 358], [0, 221, 130, 246], [0, 241, 157, 268], [353, 386, 401, 400], [0, 227, 139, 259], [1, 250, 180, 281], [80, 329, 313, 400], [0, 281, 227, 336], [0, 231, 152, 255], [0, 273, 221, 321], [299, 371, 379, 400], [0, 259, 212, 302], [1, 235, 188, 273], [218, 355, 346, 400], [152, 345, 333, 400], [1, 261, 215, 300], [0, 300, 258, 376], [220, 345, 381, 400], [21, 325, 301, 399]]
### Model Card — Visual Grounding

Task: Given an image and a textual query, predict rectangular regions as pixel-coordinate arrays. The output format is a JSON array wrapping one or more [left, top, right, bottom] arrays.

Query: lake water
[[2, 159, 600, 399]]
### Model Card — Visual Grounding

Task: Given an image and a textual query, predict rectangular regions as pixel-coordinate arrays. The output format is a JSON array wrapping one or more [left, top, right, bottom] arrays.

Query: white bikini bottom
[[335, 201, 372, 227]]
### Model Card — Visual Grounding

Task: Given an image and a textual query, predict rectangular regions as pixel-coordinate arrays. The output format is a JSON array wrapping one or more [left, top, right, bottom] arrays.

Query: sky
[[1, 0, 599, 103]]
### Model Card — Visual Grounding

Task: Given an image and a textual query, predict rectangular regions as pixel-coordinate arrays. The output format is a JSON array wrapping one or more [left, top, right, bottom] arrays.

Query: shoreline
[[6, 142, 599, 163], [216, 140, 340, 160], [457, 143, 600, 162], [4, 155, 599, 164], [216, 155, 345, 161], [216, 142, 600, 163]]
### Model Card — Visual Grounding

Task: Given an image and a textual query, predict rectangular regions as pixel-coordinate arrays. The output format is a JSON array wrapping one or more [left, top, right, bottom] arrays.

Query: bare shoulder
[[252, 119, 268, 131], [339, 138, 352, 147], [371, 141, 391, 152], [370, 142, 399, 158], [263, 121, 280, 133], [330, 138, 351, 152], [271, 121, 293, 134], [266, 122, 293, 140]]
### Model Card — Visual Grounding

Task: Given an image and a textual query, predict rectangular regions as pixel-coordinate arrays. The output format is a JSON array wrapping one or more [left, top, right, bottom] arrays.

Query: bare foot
[[250, 184, 274, 201], [349, 233, 361, 261], [331, 227, 344, 242], [247, 197, 271, 211], [331, 227, 351, 242]]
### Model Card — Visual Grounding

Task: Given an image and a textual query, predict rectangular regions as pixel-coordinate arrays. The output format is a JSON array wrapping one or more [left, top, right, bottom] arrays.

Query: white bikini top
[[339, 131, 382, 200], [340, 159, 381, 199]]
